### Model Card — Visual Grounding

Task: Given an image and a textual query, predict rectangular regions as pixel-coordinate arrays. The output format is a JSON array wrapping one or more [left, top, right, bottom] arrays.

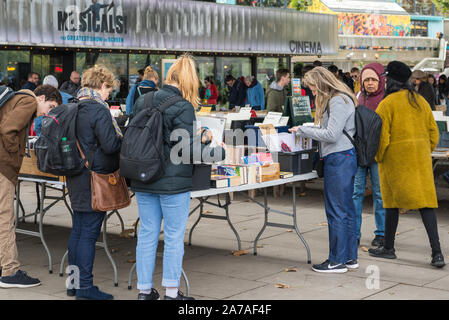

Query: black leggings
[[384, 208, 442, 255]]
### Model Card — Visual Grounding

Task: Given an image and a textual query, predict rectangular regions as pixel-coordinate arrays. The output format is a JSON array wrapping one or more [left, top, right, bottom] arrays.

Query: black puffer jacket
[[130, 85, 225, 195], [66, 99, 122, 212]]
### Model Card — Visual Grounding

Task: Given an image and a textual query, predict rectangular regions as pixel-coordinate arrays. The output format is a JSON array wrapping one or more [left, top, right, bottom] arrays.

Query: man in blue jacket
[[244, 76, 264, 110]]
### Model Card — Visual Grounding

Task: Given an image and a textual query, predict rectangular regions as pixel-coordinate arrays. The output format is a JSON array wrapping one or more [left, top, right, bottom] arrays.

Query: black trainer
[[346, 260, 359, 270], [164, 291, 195, 300], [371, 235, 385, 247], [67, 288, 76, 297], [312, 260, 348, 273], [431, 252, 446, 268], [0, 270, 41, 288], [368, 246, 397, 259], [138, 288, 160, 300]]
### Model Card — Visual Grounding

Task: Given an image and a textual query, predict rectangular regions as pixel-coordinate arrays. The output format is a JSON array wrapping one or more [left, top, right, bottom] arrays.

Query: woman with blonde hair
[[130, 54, 225, 300], [290, 66, 358, 273], [126, 65, 159, 115], [65, 65, 122, 299]]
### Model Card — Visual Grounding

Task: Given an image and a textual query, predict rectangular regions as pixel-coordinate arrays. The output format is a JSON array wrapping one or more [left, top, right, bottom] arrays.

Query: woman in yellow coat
[[369, 61, 445, 268]]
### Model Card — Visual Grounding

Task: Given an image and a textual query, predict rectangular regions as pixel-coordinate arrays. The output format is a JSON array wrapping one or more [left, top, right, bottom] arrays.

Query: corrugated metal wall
[[0, 0, 338, 55]]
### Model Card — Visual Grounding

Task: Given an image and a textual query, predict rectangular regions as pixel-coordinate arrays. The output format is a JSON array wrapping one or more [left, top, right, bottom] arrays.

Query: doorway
[[31, 51, 75, 87]]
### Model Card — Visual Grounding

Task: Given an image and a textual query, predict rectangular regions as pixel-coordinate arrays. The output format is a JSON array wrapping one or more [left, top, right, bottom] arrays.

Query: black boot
[[368, 246, 397, 259], [431, 252, 446, 268]]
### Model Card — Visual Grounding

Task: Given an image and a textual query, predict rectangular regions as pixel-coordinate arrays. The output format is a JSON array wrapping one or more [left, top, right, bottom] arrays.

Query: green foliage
[[432, 0, 449, 14], [290, 0, 311, 10]]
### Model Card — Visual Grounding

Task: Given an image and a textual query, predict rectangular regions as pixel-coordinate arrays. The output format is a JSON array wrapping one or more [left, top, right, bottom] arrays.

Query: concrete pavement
[[2, 178, 449, 300]]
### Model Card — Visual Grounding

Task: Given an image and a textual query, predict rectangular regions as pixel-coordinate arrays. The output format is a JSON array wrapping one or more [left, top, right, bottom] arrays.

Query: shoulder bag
[[76, 140, 131, 212]]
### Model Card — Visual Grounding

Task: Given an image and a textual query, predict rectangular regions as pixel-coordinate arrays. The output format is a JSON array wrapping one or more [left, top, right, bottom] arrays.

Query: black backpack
[[119, 91, 184, 183], [34, 100, 87, 176], [343, 104, 383, 167], [133, 85, 157, 105]]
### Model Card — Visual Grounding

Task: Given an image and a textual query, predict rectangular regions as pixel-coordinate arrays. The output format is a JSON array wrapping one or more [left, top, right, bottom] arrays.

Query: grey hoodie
[[296, 95, 355, 157]]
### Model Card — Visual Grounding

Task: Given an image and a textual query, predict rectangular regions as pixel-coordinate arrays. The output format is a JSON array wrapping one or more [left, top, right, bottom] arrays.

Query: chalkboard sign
[[283, 96, 313, 126]]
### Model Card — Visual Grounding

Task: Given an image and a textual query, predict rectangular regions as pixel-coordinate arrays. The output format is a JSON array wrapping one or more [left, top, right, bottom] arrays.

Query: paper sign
[[263, 112, 283, 125]]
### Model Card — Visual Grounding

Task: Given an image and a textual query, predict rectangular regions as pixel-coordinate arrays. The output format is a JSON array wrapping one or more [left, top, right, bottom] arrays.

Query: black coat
[[21, 81, 37, 91], [60, 80, 81, 97], [66, 100, 122, 212], [228, 79, 247, 109], [129, 85, 225, 195], [418, 82, 436, 110]]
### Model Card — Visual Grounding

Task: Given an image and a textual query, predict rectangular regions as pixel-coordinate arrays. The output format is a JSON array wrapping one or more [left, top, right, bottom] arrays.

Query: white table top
[[18, 176, 65, 185], [190, 171, 318, 198], [18, 171, 319, 198]]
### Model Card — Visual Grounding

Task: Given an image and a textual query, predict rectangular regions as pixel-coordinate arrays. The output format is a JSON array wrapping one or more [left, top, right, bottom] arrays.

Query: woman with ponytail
[[130, 54, 225, 300]]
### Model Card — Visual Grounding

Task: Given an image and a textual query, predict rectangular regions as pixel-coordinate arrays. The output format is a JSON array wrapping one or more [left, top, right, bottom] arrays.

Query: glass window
[[257, 57, 287, 91], [147, 54, 176, 84], [216, 57, 251, 106], [0, 50, 30, 90], [411, 20, 428, 37], [193, 56, 214, 86], [128, 54, 150, 88], [76, 52, 128, 101]]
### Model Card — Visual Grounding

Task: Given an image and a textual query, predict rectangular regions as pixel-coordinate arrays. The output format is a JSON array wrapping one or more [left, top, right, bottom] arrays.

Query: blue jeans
[[135, 192, 191, 290], [68, 210, 105, 289], [323, 148, 358, 264], [352, 163, 386, 239]]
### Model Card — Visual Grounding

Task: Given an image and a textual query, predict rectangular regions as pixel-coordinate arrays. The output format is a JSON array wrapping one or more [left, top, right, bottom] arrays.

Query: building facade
[[0, 0, 337, 105]]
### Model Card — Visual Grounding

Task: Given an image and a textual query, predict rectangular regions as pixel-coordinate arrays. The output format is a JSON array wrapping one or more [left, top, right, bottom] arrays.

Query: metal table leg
[[188, 199, 204, 246], [292, 184, 311, 264], [253, 188, 268, 255], [98, 212, 119, 287]]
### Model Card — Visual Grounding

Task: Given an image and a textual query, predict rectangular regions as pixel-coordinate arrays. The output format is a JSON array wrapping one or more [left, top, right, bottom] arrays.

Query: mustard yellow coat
[[375, 90, 439, 209]]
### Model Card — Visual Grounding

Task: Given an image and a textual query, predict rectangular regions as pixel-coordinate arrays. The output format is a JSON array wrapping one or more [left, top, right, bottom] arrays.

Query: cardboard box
[[257, 163, 280, 183], [20, 150, 62, 181]]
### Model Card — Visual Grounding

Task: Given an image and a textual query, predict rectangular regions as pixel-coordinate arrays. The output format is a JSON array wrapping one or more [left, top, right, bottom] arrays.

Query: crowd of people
[[290, 60, 445, 273], [0, 54, 446, 301]]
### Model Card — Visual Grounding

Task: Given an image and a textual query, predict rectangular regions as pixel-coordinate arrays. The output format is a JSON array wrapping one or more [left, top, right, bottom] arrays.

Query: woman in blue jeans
[[353, 63, 386, 247], [65, 65, 122, 299], [290, 67, 358, 273], [130, 55, 225, 300]]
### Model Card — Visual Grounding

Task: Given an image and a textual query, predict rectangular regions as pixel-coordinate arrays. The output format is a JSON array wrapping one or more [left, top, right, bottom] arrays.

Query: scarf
[[358, 63, 386, 111], [77, 87, 123, 138]]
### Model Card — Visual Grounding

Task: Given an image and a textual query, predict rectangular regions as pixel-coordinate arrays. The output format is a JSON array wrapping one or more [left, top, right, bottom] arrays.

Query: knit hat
[[384, 61, 412, 84], [43, 75, 59, 89], [361, 68, 380, 84], [411, 70, 427, 81]]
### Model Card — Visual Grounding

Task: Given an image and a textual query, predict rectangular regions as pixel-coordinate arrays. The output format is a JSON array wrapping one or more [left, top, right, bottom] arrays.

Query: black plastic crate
[[192, 164, 212, 191], [277, 149, 314, 175], [438, 132, 449, 148]]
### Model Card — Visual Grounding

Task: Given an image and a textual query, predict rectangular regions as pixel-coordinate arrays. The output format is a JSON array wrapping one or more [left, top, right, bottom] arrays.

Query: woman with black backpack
[[130, 55, 225, 300]]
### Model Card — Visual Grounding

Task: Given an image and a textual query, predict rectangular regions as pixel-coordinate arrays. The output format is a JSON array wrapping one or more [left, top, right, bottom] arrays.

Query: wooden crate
[[20, 150, 62, 181]]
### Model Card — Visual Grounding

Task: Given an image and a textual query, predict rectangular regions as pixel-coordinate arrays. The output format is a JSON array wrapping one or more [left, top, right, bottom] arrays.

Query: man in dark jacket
[[60, 71, 81, 97], [412, 70, 435, 110], [225, 75, 246, 109], [266, 69, 290, 112], [21, 72, 39, 91], [0, 85, 61, 289]]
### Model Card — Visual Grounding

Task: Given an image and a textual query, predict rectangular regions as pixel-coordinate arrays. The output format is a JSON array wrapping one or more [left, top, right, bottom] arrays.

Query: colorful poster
[[338, 13, 411, 36]]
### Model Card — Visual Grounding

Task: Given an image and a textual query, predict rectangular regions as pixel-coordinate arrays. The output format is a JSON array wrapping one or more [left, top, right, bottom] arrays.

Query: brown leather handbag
[[77, 141, 131, 212]]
